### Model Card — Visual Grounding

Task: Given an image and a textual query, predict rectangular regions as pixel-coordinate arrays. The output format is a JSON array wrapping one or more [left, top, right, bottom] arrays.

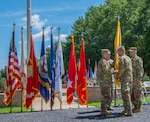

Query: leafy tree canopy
[[62, 0, 150, 76]]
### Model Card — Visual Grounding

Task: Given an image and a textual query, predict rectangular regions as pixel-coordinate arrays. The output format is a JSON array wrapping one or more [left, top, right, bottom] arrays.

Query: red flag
[[67, 35, 77, 104], [3, 29, 21, 106], [26, 32, 39, 109], [77, 38, 87, 105]]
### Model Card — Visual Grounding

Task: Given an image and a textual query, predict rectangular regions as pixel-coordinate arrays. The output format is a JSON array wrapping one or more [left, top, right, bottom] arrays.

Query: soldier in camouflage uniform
[[129, 47, 144, 113], [97, 49, 112, 116], [116, 46, 133, 116], [107, 52, 114, 110]]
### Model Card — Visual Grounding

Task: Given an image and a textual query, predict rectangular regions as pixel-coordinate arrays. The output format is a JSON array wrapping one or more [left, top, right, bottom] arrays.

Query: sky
[[0, 0, 105, 69]]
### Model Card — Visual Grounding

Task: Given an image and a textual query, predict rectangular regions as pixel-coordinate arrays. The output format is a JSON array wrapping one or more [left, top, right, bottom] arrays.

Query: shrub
[[0, 78, 5, 93], [142, 73, 150, 81]]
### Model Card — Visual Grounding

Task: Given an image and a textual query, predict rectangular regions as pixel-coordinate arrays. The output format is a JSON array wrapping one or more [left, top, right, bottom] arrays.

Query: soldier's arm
[[118, 57, 126, 79], [96, 62, 101, 82], [136, 58, 144, 80]]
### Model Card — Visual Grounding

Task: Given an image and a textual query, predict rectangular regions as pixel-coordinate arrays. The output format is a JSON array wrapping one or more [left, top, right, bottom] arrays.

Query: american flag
[[3, 29, 21, 106]]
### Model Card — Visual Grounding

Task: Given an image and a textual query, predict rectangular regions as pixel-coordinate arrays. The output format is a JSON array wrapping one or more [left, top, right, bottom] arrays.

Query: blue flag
[[50, 30, 55, 109], [87, 60, 94, 82], [39, 31, 50, 102]]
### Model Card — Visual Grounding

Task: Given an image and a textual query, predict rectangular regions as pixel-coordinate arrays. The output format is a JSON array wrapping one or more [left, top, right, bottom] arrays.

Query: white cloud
[[21, 17, 26, 22], [20, 14, 68, 42], [47, 45, 51, 48], [32, 26, 50, 41], [21, 14, 47, 31], [60, 34, 68, 41], [53, 34, 67, 42], [31, 14, 47, 31]]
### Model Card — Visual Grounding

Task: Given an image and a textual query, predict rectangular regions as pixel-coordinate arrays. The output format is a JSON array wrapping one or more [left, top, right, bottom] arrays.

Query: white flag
[[55, 37, 65, 104], [20, 29, 27, 106]]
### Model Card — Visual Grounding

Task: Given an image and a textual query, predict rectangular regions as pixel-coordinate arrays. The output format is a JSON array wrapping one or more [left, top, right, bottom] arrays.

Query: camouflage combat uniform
[[108, 59, 114, 109], [118, 54, 132, 113], [97, 57, 112, 112], [131, 55, 144, 109]]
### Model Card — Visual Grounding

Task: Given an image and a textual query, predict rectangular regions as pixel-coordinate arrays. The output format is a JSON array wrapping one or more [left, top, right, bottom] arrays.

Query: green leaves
[[62, 0, 150, 76]]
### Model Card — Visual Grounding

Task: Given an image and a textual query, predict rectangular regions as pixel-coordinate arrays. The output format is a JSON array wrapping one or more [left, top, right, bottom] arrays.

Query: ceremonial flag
[[3, 26, 21, 106], [20, 29, 27, 106], [39, 30, 50, 103], [50, 29, 55, 109], [77, 38, 87, 105], [86, 59, 94, 82], [26, 32, 39, 109], [94, 61, 97, 79], [55, 30, 65, 104], [114, 17, 122, 86], [65, 71, 68, 84], [67, 35, 77, 104]]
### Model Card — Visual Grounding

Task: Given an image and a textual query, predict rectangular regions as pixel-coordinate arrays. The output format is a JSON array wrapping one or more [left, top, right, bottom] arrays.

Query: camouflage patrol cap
[[101, 49, 110, 54], [128, 47, 137, 51], [117, 46, 125, 51]]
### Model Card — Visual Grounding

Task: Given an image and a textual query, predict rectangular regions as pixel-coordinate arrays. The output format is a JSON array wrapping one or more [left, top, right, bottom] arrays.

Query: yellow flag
[[114, 19, 122, 86]]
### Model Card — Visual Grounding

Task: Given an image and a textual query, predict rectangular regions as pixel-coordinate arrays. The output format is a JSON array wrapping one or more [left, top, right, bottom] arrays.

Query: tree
[[59, 0, 150, 77], [135, 0, 150, 76], [63, 0, 149, 74], [0, 66, 7, 78]]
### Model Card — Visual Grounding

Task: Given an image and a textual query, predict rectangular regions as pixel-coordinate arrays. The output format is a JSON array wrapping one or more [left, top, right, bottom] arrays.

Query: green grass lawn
[[1, 97, 150, 113], [0, 107, 31, 113]]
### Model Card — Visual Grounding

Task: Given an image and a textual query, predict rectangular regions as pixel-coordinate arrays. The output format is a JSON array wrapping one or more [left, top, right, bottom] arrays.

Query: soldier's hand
[[113, 70, 118, 74]]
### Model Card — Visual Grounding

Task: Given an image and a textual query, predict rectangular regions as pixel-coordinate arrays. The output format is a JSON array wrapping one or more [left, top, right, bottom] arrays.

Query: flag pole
[[27, 0, 31, 60], [58, 27, 62, 110], [10, 23, 15, 113], [50, 27, 53, 111], [114, 15, 121, 107], [41, 95, 43, 111], [30, 26, 33, 112], [88, 58, 90, 85], [21, 27, 24, 112], [81, 35, 88, 108], [40, 27, 45, 112], [83, 37, 88, 108], [77, 59, 80, 109]]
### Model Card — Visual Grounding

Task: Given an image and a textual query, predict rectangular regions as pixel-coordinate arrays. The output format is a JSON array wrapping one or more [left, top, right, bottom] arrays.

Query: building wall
[[87, 86, 101, 103], [0, 90, 22, 107]]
